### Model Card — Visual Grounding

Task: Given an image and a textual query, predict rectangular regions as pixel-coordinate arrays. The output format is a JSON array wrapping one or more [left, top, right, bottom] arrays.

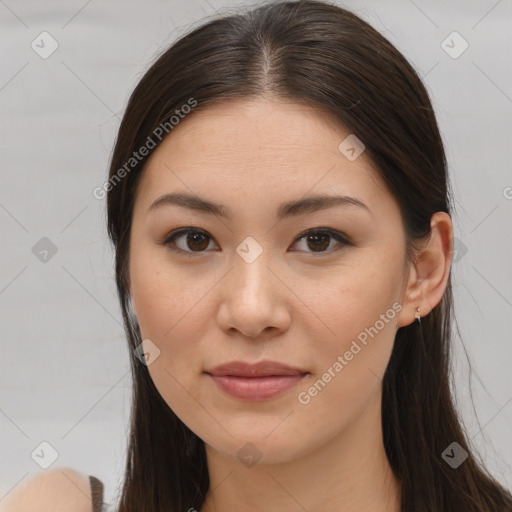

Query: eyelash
[[161, 227, 353, 258]]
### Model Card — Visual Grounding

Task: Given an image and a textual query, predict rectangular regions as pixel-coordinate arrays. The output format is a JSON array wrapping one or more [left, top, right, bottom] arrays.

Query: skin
[[0, 467, 93, 512], [128, 97, 453, 512]]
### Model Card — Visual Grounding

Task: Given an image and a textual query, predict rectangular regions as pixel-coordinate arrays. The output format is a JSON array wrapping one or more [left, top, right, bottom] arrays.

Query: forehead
[[134, 97, 393, 218], [149, 97, 358, 164]]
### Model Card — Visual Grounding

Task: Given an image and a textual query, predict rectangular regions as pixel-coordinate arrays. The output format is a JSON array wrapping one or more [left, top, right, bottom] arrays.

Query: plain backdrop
[[1, 0, 511, 507]]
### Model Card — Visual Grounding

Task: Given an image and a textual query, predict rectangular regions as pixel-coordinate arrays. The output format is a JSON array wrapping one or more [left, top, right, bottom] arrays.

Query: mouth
[[204, 360, 309, 401]]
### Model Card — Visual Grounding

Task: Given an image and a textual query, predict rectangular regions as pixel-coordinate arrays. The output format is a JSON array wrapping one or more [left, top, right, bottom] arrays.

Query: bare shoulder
[[0, 467, 93, 512]]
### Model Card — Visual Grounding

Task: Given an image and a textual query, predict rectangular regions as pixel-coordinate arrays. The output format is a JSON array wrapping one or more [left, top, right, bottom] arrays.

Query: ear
[[396, 212, 453, 328]]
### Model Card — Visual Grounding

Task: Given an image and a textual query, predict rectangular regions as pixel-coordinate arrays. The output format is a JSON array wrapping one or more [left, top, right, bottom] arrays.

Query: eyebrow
[[147, 192, 371, 220]]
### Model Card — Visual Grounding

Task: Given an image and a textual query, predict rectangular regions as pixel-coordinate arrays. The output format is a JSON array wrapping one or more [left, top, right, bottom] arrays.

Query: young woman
[[6, 1, 511, 511], [104, 1, 512, 510]]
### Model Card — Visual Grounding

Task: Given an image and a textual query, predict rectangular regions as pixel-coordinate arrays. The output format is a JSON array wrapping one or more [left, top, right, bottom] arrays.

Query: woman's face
[[128, 97, 411, 464]]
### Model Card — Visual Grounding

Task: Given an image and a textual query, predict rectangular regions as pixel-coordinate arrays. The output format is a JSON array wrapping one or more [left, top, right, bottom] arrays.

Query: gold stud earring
[[415, 306, 422, 323]]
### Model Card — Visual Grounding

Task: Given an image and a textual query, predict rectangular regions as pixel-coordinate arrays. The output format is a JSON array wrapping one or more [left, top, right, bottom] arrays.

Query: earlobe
[[396, 263, 424, 328], [397, 211, 453, 328]]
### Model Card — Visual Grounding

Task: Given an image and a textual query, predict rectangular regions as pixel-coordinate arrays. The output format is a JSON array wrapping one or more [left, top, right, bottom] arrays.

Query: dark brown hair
[[105, 1, 512, 510]]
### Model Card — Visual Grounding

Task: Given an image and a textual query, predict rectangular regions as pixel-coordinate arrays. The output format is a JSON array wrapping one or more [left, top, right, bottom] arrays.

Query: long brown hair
[[105, 1, 512, 510]]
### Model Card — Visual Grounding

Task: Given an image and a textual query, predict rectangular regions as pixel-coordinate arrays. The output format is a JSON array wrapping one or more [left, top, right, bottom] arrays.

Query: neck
[[200, 389, 401, 512]]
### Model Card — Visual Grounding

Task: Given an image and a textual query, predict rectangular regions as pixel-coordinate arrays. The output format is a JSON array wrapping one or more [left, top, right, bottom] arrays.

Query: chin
[[200, 425, 324, 467]]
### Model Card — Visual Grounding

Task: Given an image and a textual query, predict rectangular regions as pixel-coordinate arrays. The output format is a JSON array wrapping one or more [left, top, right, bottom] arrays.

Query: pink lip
[[205, 360, 308, 401]]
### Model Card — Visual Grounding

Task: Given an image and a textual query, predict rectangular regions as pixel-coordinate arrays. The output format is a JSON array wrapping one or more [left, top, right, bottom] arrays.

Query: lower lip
[[207, 374, 307, 401]]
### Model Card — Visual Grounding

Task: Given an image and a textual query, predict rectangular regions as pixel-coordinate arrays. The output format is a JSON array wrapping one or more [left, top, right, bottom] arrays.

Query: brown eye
[[183, 231, 210, 251], [305, 232, 331, 252], [163, 228, 216, 257], [290, 229, 351, 255]]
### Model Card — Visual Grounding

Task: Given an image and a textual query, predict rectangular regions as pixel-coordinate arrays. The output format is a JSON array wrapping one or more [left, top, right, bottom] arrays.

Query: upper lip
[[205, 360, 308, 377]]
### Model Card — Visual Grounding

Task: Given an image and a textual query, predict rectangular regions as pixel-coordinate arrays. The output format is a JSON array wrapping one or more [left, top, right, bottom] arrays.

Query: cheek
[[129, 245, 214, 399], [130, 240, 211, 340], [132, 273, 209, 372], [296, 251, 403, 409], [131, 257, 214, 430], [294, 306, 398, 444], [304, 253, 402, 352]]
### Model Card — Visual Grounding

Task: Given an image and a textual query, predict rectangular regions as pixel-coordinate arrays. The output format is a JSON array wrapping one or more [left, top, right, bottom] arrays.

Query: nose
[[216, 250, 291, 339]]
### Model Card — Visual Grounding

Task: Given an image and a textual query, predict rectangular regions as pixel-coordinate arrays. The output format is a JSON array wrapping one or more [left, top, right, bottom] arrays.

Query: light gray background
[[1, 0, 511, 507]]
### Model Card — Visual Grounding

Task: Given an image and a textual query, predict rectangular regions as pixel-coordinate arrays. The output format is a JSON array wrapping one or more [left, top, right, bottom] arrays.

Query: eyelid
[[162, 227, 216, 258], [161, 226, 353, 257]]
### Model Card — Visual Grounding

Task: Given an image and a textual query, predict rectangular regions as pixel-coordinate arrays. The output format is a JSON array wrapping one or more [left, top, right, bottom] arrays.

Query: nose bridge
[[220, 244, 278, 337], [232, 234, 273, 296], [224, 232, 288, 321], [215, 232, 293, 338]]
